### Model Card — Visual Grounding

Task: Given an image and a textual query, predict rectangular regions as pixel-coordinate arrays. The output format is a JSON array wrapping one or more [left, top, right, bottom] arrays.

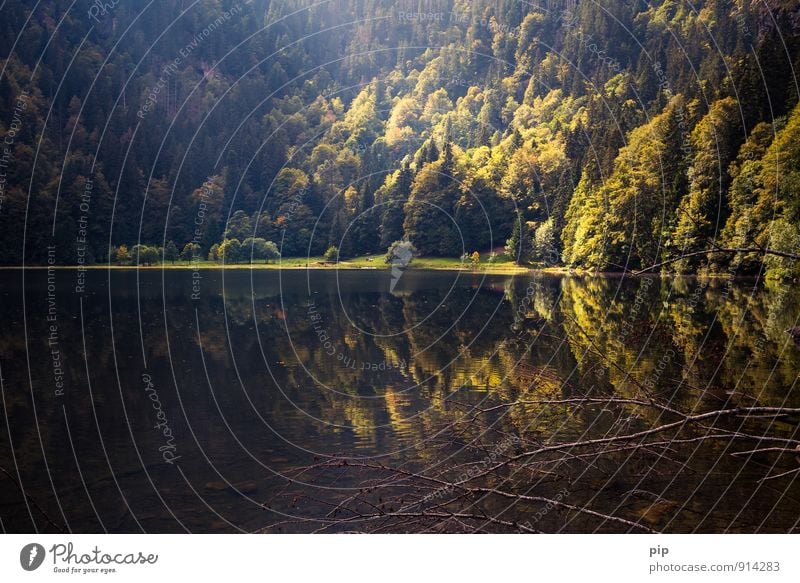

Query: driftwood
[[258, 306, 800, 534], [0, 465, 66, 532], [258, 393, 800, 533], [633, 247, 800, 275]]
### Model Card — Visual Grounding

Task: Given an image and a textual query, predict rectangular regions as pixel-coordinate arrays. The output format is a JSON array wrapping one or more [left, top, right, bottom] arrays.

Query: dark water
[[1, 268, 799, 533]]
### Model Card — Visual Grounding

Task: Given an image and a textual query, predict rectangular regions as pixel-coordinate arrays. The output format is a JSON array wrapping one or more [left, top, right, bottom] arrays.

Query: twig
[[633, 247, 799, 275]]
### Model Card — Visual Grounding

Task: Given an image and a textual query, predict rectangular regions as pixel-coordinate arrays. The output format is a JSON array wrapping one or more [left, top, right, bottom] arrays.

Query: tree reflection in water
[[1, 269, 798, 533]]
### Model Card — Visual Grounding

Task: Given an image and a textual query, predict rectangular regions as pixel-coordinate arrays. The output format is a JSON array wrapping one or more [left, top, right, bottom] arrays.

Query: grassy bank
[[6, 254, 533, 274]]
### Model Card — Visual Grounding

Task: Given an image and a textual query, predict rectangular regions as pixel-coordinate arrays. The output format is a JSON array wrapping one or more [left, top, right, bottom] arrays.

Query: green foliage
[[671, 98, 742, 271], [721, 104, 800, 274], [533, 219, 559, 265], [164, 241, 179, 263], [323, 246, 339, 262], [455, 174, 514, 252], [218, 239, 243, 264], [131, 245, 160, 266], [2, 0, 798, 278], [562, 96, 690, 270], [403, 143, 465, 256], [225, 211, 254, 242], [243, 237, 281, 263], [763, 219, 800, 281], [376, 163, 413, 248], [264, 241, 281, 262], [505, 216, 535, 264], [747, 103, 800, 248], [181, 243, 202, 261]]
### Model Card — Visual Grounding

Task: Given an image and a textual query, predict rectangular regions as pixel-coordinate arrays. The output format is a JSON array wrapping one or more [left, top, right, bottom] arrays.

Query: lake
[[1, 268, 799, 533]]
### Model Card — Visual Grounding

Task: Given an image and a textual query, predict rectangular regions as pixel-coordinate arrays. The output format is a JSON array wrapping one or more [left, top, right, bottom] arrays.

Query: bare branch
[[633, 247, 800, 275]]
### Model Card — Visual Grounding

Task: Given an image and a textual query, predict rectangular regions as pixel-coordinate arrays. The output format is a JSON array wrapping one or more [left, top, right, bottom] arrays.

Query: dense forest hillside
[[1, 0, 799, 276]]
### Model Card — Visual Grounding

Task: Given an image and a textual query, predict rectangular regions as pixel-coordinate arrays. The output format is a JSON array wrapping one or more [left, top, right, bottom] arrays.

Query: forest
[[1, 0, 799, 277]]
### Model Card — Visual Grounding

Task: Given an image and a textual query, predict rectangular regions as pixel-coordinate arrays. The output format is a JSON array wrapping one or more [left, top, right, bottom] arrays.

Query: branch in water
[[633, 247, 800, 275]]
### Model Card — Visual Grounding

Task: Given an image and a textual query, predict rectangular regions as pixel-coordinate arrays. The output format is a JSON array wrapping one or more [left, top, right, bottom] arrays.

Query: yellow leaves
[[343, 185, 359, 212], [470, 146, 505, 186], [342, 86, 377, 130], [385, 125, 415, 149], [421, 88, 452, 124], [721, 101, 800, 262], [275, 167, 309, 194], [413, 56, 445, 97], [386, 96, 419, 148], [511, 103, 536, 131], [536, 134, 567, 176], [530, 89, 564, 125], [603, 74, 628, 99], [330, 96, 344, 115]]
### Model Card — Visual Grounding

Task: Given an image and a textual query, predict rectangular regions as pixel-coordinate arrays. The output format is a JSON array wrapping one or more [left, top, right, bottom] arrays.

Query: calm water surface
[[1, 269, 798, 532]]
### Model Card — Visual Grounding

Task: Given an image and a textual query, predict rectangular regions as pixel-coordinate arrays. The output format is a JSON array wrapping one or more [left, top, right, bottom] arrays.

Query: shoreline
[[0, 263, 533, 275], [0, 263, 761, 279]]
